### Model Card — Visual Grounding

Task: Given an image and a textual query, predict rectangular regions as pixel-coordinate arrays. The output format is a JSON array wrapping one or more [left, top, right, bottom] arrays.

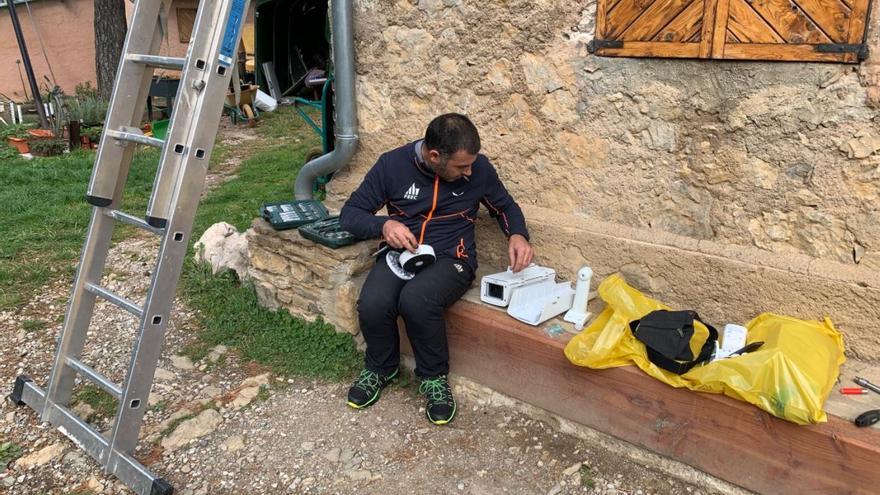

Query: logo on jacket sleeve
[[404, 183, 420, 200]]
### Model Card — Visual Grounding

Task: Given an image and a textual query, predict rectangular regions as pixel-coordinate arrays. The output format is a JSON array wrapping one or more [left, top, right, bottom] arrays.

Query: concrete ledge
[[475, 205, 880, 361], [436, 300, 880, 495]]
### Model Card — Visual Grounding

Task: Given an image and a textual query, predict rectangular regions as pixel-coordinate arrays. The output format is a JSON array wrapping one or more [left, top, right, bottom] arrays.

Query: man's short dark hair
[[424, 113, 481, 157]]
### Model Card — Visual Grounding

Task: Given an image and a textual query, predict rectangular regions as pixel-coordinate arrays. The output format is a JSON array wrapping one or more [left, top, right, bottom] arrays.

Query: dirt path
[[0, 120, 745, 495]]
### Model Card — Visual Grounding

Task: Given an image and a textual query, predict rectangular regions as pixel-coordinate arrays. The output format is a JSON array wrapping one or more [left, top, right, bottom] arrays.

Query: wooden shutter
[[590, 0, 873, 63]]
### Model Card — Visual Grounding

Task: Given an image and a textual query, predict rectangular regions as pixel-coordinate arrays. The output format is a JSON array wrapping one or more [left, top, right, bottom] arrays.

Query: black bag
[[629, 310, 718, 375]]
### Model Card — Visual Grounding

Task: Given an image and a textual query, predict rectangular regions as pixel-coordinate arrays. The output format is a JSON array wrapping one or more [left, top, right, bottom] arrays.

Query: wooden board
[[593, 0, 872, 63], [400, 300, 880, 495], [596, 41, 702, 58]]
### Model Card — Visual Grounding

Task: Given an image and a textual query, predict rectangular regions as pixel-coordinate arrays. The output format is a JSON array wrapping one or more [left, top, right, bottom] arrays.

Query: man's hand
[[508, 234, 533, 273], [382, 220, 418, 252]]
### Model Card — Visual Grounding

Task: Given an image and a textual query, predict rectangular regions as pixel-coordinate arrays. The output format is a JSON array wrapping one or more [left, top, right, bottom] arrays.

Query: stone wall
[[332, 0, 880, 266], [253, 1, 880, 360], [247, 219, 373, 343]]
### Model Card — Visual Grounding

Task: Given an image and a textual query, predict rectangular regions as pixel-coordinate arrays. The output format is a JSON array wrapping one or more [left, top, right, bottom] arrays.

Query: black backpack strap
[[631, 313, 719, 375]]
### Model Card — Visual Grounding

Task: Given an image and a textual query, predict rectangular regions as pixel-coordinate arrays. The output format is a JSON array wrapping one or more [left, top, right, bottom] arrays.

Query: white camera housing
[[480, 264, 557, 307]]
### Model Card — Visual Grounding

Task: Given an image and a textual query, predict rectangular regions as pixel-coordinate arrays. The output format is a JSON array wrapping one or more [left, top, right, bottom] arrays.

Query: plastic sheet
[[564, 274, 845, 424]]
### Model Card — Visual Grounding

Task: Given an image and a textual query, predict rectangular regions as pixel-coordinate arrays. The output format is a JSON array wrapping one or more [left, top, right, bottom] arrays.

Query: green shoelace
[[355, 369, 380, 390], [419, 377, 453, 405]]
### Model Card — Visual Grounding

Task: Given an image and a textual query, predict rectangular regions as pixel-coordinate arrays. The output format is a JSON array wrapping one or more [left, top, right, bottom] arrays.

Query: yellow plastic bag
[[564, 274, 845, 425]]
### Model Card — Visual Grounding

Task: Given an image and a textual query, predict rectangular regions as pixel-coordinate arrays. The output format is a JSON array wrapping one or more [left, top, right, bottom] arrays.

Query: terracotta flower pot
[[7, 137, 29, 154], [27, 129, 55, 139]]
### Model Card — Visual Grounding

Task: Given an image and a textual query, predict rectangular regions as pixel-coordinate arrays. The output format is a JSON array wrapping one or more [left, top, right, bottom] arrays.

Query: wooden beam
[[699, 0, 718, 57], [847, 0, 870, 45], [596, 0, 609, 40], [405, 300, 880, 495], [711, 0, 730, 58], [597, 41, 702, 58], [722, 43, 852, 62]]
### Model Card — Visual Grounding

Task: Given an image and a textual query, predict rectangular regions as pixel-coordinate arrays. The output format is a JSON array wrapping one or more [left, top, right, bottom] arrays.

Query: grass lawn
[[1, 107, 361, 381], [0, 148, 158, 309]]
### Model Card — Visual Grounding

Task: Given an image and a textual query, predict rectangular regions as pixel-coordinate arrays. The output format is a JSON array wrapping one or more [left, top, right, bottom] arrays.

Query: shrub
[[29, 138, 66, 156], [65, 96, 108, 126]]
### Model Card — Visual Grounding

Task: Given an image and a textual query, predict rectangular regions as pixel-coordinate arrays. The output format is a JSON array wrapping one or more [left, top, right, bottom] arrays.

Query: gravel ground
[[0, 121, 746, 495]]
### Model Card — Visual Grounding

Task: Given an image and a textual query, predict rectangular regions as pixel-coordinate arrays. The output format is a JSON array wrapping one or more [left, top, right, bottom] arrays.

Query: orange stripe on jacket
[[418, 175, 440, 245]]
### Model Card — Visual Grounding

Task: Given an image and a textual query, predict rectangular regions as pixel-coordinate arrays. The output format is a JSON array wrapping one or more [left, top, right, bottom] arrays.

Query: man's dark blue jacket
[[339, 141, 529, 272]]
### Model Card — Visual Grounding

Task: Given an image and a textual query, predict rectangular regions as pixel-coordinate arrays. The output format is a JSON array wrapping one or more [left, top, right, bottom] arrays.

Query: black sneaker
[[346, 368, 398, 409], [419, 375, 456, 425]]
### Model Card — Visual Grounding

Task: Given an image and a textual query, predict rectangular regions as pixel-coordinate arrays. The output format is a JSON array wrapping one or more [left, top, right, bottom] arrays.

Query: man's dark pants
[[357, 252, 475, 378]]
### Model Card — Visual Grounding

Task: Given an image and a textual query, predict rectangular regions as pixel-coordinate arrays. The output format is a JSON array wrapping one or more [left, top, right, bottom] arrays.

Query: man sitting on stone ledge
[[339, 113, 533, 425]]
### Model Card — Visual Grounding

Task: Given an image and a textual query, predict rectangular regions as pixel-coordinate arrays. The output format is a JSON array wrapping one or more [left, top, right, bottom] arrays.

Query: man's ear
[[427, 149, 441, 165]]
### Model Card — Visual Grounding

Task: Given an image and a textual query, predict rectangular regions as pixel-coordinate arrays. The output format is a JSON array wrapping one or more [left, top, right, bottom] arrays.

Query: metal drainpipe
[[294, 0, 358, 200]]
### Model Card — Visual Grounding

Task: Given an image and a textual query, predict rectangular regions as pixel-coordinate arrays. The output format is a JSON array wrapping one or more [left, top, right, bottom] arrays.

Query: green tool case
[[260, 200, 329, 230], [298, 216, 358, 249]]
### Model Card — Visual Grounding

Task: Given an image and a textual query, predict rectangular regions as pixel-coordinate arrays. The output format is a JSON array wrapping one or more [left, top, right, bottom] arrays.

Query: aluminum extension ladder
[[8, 0, 250, 493]]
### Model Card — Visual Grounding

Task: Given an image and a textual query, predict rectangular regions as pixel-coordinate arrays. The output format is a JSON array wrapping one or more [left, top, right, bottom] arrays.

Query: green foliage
[[181, 341, 211, 362], [73, 81, 99, 100], [256, 384, 271, 402], [0, 441, 23, 467], [0, 123, 33, 140], [148, 400, 168, 414], [580, 465, 596, 488], [181, 266, 361, 380], [0, 144, 21, 160], [73, 385, 117, 418], [65, 96, 108, 126], [29, 138, 66, 156], [80, 125, 102, 142], [22, 319, 47, 332]]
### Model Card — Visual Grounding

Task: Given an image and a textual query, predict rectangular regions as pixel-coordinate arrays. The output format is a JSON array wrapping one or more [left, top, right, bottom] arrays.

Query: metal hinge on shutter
[[815, 43, 869, 61], [587, 39, 624, 53]]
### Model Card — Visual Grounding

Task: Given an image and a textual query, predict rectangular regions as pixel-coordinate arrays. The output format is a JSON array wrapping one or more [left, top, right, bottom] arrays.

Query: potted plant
[[29, 138, 66, 157], [80, 126, 102, 149], [6, 137, 29, 154], [1, 123, 33, 154]]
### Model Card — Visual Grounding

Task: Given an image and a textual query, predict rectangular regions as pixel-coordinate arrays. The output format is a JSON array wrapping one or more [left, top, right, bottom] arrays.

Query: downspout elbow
[[294, 134, 358, 200]]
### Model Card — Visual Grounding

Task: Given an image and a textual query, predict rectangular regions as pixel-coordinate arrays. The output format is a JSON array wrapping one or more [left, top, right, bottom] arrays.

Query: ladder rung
[[126, 54, 186, 70], [104, 209, 164, 235], [65, 357, 122, 399], [105, 127, 164, 149], [84, 283, 144, 318]]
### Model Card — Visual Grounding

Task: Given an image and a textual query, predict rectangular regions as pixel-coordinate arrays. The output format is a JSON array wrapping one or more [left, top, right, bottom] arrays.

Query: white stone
[[347, 469, 372, 481], [15, 443, 64, 468], [194, 222, 250, 280], [154, 368, 175, 381], [71, 402, 95, 420], [230, 386, 261, 409], [563, 462, 582, 476], [224, 435, 246, 452], [170, 355, 195, 371], [241, 373, 271, 388], [323, 448, 341, 463], [85, 475, 103, 491], [161, 409, 223, 450]]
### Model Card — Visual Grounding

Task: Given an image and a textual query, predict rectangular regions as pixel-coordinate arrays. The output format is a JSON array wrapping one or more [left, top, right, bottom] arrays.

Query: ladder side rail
[[146, 14, 207, 227], [107, 0, 251, 461], [144, 0, 226, 228], [86, 0, 170, 206]]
